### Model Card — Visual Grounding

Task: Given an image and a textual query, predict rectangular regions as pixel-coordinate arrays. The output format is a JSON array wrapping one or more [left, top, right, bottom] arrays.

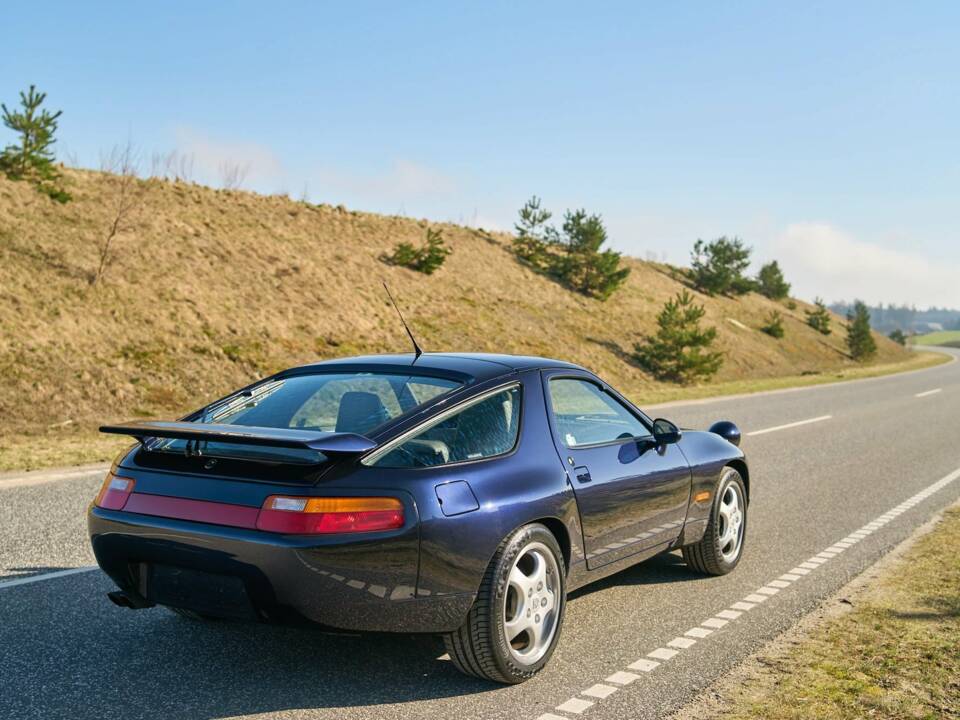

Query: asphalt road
[[2, 349, 958, 720]]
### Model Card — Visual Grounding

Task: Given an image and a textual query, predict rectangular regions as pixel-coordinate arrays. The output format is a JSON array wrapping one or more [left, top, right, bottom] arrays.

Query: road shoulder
[[670, 500, 960, 720]]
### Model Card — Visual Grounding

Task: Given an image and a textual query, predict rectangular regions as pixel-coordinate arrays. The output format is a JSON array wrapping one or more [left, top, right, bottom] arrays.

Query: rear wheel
[[444, 523, 566, 684], [683, 467, 747, 575]]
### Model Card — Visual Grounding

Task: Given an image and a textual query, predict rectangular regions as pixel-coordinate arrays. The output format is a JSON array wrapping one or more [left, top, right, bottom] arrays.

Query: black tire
[[683, 466, 747, 575], [443, 523, 566, 684]]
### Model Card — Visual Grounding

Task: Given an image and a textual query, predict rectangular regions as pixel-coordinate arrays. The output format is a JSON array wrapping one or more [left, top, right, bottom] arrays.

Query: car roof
[[292, 352, 587, 382]]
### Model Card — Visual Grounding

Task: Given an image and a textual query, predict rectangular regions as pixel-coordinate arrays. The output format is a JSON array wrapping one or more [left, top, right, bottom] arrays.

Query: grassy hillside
[[0, 169, 916, 469]]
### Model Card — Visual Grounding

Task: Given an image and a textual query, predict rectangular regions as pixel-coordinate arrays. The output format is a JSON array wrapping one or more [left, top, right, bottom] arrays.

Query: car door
[[543, 372, 692, 569]]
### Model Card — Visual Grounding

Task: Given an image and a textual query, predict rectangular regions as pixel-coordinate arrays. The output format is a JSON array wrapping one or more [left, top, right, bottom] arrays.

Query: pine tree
[[556, 210, 630, 300], [511, 199, 630, 300], [513, 196, 554, 267], [888, 328, 907, 346], [805, 297, 832, 335], [756, 260, 791, 300], [1, 85, 70, 202], [846, 300, 877, 361], [385, 227, 451, 275], [634, 290, 724, 383], [761, 310, 785, 338], [690, 237, 755, 296]]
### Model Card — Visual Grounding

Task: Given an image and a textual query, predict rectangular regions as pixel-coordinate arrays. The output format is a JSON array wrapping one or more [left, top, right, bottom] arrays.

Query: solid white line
[[915, 388, 942, 398], [746, 415, 833, 437], [0, 566, 97, 589]]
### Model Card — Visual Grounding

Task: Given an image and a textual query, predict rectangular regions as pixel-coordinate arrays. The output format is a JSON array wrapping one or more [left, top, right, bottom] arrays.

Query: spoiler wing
[[99, 421, 377, 454]]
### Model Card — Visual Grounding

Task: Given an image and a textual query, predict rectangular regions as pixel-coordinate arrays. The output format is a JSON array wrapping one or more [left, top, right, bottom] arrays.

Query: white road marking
[[605, 671, 640, 685], [746, 415, 832, 437], [648, 647, 679, 660], [667, 636, 697, 649], [556, 698, 593, 714], [532, 465, 960, 720], [0, 566, 97, 590], [915, 388, 942, 398]]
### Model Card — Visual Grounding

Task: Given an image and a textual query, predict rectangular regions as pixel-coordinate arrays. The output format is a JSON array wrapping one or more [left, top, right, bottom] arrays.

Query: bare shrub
[[218, 161, 249, 190], [93, 142, 149, 285]]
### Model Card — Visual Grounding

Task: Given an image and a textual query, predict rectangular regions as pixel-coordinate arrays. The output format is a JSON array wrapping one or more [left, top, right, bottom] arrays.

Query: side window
[[549, 378, 648, 448], [371, 386, 521, 468]]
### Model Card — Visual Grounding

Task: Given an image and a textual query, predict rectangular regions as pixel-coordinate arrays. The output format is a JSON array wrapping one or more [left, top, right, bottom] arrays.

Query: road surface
[[1, 348, 958, 720]]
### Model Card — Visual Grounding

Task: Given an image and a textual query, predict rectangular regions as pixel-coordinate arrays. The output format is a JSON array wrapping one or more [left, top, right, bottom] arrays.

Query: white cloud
[[313, 159, 456, 207], [775, 223, 958, 308], [173, 127, 283, 189]]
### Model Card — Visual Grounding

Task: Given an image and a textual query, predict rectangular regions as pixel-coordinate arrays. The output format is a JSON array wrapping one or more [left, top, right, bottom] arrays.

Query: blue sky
[[4, 1, 958, 307]]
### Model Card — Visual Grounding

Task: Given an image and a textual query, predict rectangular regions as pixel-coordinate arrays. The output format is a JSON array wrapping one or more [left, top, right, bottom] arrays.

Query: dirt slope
[[0, 169, 907, 454]]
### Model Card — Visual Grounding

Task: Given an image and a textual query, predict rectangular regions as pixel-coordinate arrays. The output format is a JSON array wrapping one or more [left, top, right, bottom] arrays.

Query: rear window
[[147, 372, 463, 463]]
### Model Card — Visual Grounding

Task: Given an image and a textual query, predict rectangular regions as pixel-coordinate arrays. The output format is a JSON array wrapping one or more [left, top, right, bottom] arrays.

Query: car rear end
[[87, 366, 475, 632]]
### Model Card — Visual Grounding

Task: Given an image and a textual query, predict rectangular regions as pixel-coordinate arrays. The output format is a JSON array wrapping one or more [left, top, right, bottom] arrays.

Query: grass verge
[[676, 503, 960, 720], [636, 348, 950, 405], [0, 349, 951, 473]]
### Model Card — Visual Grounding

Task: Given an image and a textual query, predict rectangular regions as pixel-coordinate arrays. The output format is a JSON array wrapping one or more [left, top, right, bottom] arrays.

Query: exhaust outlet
[[107, 590, 153, 609]]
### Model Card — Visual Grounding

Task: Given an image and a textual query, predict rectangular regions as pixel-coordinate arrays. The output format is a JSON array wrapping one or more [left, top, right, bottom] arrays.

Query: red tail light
[[94, 473, 135, 510], [256, 496, 404, 534]]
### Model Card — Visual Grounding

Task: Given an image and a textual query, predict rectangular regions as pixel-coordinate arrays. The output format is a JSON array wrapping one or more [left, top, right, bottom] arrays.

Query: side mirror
[[652, 418, 682, 446]]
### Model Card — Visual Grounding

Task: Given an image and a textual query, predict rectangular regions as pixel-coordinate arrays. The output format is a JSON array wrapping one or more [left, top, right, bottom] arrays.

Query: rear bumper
[[88, 506, 474, 633]]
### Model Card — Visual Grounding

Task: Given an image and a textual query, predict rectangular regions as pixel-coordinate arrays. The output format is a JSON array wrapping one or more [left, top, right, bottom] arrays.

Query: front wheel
[[443, 523, 566, 684], [682, 466, 747, 575]]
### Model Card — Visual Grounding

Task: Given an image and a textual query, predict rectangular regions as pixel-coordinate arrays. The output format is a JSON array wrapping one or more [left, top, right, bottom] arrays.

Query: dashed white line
[[0, 566, 97, 590], [746, 415, 833, 437], [534, 464, 960, 720], [915, 388, 942, 398]]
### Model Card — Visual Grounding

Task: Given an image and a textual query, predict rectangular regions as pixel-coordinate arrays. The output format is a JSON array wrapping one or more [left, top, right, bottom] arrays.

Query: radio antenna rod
[[382, 282, 423, 362]]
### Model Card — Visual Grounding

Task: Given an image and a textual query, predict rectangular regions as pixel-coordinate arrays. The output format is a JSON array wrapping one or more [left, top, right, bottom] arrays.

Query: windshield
[[147, 371, 464, 463]]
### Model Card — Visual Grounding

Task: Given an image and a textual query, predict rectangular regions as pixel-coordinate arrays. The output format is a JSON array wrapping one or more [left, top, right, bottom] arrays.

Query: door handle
[[574, 465, 592, 483]]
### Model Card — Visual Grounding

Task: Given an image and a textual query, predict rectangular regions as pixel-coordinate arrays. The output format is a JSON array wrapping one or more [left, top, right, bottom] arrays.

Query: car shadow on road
[[567, 550, 702, 601], [0, 572, 503, 720], [1, 556, 702, 719]]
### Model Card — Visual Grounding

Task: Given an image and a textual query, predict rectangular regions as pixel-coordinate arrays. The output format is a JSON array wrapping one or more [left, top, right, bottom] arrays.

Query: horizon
[[4, 1, 958, 309]]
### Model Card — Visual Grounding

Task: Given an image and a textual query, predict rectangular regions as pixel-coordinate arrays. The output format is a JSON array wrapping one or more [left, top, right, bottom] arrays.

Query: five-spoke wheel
[[444, 523, 566, 684], [682, 466, 748, 575]]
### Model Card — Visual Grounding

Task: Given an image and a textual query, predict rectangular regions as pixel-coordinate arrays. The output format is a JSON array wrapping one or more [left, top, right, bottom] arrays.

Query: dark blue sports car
[[90, 353, 748, 683]]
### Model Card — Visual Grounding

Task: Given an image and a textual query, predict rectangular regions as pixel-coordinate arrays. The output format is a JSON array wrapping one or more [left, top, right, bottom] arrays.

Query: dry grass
[[679, 505, 960, 720], [0, 169, 913, 470]]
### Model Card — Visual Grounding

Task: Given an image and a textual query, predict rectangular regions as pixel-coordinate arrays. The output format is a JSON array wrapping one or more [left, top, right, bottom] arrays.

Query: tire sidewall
[[490, 523, 566, 680]]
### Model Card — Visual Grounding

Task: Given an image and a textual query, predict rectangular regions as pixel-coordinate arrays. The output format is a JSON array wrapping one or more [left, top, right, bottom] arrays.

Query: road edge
[[667, 496, 960, 720]]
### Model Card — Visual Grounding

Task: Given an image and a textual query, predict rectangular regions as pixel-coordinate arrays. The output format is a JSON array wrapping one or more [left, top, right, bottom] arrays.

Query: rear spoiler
[[99, 421, 377, 455]]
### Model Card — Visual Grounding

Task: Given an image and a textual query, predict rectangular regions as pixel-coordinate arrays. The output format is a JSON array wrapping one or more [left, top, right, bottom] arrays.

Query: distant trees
[[93, 142, 150, 285], [806, 298, 832, 335], [385, 227, 451, 275], [761, 310, 785, 339], [888, 328, 907, 346], [513, 197, 630, 300], [0, 85, 70, 202], [634, 290, 723, 383], [756, 260, 791, 300], [846, 301, 877, 361]]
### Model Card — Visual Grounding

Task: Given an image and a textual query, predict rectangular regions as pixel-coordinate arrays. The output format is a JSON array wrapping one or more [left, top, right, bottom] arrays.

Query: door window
[[369, 385, 521, 468], [548, 378, 648, 448]]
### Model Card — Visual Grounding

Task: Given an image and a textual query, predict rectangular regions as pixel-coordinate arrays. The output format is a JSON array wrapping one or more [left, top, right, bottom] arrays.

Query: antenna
[[382, 282, 423, 362]]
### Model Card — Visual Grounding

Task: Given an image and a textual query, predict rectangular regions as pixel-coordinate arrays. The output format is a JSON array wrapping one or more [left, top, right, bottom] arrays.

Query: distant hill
[[829, 302, 960, 335], [0, 169, 910, 465]]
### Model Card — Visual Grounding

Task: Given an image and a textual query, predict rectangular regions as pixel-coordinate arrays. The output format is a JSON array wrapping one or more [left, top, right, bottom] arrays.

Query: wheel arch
[[726, 458, 750, 502]]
